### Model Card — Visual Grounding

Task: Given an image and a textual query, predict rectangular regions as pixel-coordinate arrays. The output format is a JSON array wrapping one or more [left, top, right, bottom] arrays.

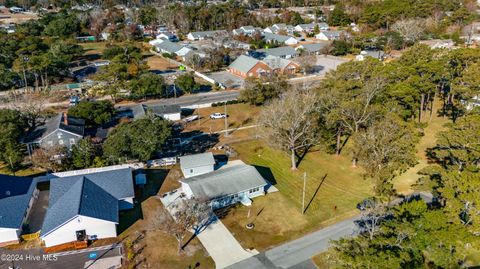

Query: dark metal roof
[[0, 175, 36, 229], [40, 168, 133, 236], [41, 177, 118, 237]]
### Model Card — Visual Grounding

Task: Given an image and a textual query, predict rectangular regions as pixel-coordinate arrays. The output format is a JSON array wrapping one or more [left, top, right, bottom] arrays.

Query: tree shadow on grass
[[303, 174, 328, 214], [117, 169, 169, 234]]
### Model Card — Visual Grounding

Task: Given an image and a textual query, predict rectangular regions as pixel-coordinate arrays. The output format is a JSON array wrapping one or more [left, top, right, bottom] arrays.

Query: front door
[[76, 230, 86, 241]]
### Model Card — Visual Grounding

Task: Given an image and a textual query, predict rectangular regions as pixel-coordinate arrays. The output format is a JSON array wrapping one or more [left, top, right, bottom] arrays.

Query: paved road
[[226, 216, 358, 269], [126, 90, 240, 109], [0, 244, 122, 269]]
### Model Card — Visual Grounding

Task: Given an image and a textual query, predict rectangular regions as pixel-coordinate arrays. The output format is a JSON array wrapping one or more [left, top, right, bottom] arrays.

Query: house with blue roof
[[0, 175, 38, 246], [40, 168, 134, 247]]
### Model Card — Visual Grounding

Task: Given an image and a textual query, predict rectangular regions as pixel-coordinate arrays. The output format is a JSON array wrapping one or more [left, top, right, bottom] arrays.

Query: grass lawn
[[219, 140, 372, 250], [312, 252, 333, 269], [183, 103, 261, 134], [0, 163, 45, 177], [79, 42, 108, 55], [118, 168, 214, 269], [392, 99, 449, 194]]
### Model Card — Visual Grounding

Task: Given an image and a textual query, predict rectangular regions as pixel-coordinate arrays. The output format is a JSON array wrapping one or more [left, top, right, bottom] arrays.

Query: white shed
[[179, 152, 216, 178]]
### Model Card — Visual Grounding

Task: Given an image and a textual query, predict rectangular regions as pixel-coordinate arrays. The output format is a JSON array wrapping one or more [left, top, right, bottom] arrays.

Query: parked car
[[210, 113, 227, 119], [69, 95, 80, 106], [184, 115, 199, 122]]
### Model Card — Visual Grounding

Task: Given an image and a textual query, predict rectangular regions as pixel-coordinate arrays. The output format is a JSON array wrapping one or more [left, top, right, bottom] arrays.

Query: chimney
[[63, 112, 68, 125]]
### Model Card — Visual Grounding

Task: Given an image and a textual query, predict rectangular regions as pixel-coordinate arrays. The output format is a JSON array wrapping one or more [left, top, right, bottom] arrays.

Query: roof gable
[[0, 175, 36, 229], [228, 55, 261, 74], [181, 162, 267, 199], [180, 152, 215, 169]]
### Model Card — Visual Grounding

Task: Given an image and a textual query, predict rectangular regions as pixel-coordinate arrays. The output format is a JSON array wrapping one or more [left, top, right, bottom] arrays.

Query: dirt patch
[[146, 56, 179, 71]]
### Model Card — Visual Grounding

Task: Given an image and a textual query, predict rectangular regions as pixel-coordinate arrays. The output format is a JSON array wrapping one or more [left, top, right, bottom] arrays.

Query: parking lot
[[311, 55, 349, 76]]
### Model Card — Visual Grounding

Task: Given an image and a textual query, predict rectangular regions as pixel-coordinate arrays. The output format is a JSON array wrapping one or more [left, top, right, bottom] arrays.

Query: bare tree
[[31, 146, 68, 172], [392, 18, 426, 46], [295, 55, 316, 75], [258, 88, 319, 170], [357, 199, 387, 240], [11, 95, 46, 132], [153, 198, 212, 255]]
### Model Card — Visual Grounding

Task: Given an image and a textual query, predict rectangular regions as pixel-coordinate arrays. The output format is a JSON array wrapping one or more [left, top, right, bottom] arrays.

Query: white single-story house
[[130, 104, 181, 121], [295, 43, 328, 55], [187, 30, 227, 41], [263, 32, 298, 45], [0, 175, 38, 247], [156, 32, 178, 42], [264, 24, 295, 35], [294, 23, 329, 33], [355, 50, 387, 61], [180, 160, 268, 209], [316, 30, 349, 41], [179, 152, 215, 178], [232, 26, 259, 36], [40, 168, 135, 247], [154, 40, 192, 57]]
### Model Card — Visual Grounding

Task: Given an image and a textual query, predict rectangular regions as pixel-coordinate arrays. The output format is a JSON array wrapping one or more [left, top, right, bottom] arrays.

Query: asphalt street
[[0, 244, 122, 269], [226, 216, 359, 269]]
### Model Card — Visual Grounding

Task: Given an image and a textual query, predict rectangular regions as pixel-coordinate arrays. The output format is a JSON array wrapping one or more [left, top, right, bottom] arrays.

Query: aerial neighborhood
[[1, 1, 480, 269]]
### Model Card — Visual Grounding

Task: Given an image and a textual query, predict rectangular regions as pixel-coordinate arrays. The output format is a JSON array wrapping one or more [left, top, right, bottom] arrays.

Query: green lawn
[[219, 140, 373, 250]]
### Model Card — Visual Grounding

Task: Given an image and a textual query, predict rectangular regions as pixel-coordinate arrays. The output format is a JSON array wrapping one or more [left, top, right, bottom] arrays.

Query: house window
[[58, 139, 64, 145], [190, 169, 193, 173], [70, 138, 76, 145]]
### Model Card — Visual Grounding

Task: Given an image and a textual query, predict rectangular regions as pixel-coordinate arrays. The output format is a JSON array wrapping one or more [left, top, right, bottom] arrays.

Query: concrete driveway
[[160, 192, 256, 269], [26, 190, 49, 232], [197, 216, 256, 269]]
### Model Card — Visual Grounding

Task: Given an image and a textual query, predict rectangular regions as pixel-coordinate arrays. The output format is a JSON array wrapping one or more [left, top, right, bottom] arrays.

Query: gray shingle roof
[[228, 55, 261, 73], [155, 40, 183, 53], [130, 104, 180, 120], [263, 32, 291, 43], [264, 46, 298, 57], [263, 55, 294, 69], [297, 43, 327, 53], [181, 163, 267, 199], [24, 113, 85, 143], [0, 175, 36, 229], [41, 176, 119, 237], [149, 104, 181, 115], [189, 30, 227, 39], [179, 152, 215, 169]]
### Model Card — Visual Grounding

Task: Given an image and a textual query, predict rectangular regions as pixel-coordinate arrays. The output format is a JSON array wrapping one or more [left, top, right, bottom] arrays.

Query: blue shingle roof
[[40, 169, 133, 237], [0, 175, 36, 229]]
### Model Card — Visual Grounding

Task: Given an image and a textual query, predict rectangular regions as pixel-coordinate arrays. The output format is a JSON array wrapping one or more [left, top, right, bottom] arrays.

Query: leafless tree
[[392, 18, 426, 46], [295, 55, 316, 75], [11, 95, 47, 132], [357, 200, 387, 240], [153, 198, 212, 255], [31, 146, 68, 172], [258, 88, 320, 170]]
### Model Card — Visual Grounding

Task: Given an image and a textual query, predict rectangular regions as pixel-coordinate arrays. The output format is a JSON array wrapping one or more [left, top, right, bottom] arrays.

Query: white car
[[210, 113, 227, 119]]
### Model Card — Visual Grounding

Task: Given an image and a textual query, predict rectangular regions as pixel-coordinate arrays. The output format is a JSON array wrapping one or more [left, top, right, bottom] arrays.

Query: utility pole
[[224, 102, 229, 137], [302, 172, 306, 214]]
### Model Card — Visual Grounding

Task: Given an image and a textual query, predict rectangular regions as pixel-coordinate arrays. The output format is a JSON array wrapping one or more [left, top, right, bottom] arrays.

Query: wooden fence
[[21, 231, 40, 241]]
